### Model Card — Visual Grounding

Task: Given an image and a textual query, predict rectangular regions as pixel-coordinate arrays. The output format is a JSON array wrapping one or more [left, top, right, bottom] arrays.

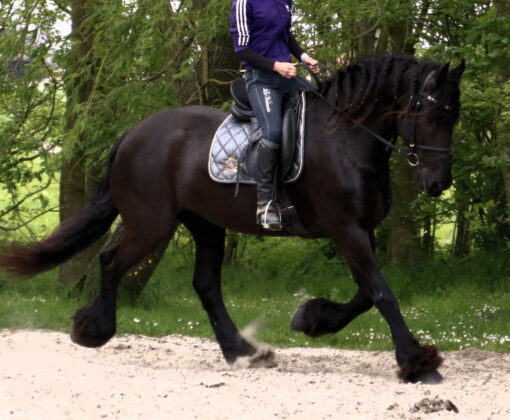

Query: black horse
[[0, 55, 464, 382]]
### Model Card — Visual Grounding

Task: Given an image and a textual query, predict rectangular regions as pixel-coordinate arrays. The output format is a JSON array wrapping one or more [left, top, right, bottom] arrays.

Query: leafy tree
[[0, 1, 65, 238], [425, 0, 510, 253]]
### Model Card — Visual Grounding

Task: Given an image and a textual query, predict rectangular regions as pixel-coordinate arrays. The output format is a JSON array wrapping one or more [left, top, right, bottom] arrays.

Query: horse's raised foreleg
[[291, 232, 375, 336], [290, 287, 373, 336], [181, 212, 257, 363], [330, 225, 441, 383]]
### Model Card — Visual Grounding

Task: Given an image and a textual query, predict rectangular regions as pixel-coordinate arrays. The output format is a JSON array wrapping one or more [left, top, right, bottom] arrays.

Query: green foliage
[[0, 3, 64, 236], [0, 0, 234, 238], [0, 159, 60, 242], [1, 243, 509, 352], [424, 2, 510, 252], [2, 0, 509, 258]]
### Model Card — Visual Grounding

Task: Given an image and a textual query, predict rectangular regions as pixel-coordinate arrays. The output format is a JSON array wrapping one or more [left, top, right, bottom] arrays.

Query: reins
[[295, 63, 452, 168]]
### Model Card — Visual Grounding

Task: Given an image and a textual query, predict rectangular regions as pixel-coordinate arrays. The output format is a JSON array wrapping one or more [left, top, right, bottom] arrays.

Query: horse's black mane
[[316, 54, 459, 126]]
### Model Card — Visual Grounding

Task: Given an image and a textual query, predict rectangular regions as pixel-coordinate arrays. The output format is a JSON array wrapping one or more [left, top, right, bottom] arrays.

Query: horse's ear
[[434, 63, 450, 87], [448, 60, 465, 83]]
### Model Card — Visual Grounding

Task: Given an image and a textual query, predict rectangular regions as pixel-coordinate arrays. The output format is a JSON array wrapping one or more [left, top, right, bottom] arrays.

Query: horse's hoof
[[290, 306, 306, 332], [408, 368, 443, 384], [223, 337, 257, 364], [71, 303, 116, 348], [248, 346, 277, 368], [398, 345, 444, 383], [230, 345, 277, 369], [290, 301, 324, 336], [290, 298, 341, 337]]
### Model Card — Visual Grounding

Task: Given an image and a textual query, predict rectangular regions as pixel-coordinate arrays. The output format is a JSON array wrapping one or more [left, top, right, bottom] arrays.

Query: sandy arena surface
[[1, 329, 509, 419]]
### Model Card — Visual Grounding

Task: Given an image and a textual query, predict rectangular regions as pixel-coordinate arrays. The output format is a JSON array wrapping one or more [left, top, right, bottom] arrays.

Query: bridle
[[401, 70, 452, 167], [296, 63, 452, 168]]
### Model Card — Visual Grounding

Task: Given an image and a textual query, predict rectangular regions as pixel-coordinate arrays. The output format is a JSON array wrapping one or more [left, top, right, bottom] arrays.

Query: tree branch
[[143, 35, 195, 83], [53, 0, 71, 15], [0, 206, 59, 232], [0, 177, 53, 218]]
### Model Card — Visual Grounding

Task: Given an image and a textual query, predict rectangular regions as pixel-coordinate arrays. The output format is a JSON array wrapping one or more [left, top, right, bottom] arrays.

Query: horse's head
[[396, 61, 465, 197]]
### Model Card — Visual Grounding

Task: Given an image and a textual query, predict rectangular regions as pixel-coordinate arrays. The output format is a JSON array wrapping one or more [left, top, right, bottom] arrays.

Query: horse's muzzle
[[416, 168, 452, 197]]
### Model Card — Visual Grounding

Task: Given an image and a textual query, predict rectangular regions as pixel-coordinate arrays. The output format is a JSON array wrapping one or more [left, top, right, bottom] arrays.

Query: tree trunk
[[494, 0, 510, 238], [502, 165, 510, 234], [386, 160, 420, 261], [422, 214, 433, 256], [58, 159, 89, 285], [223, 231, 240, 265], [494, 0, 510, 17], [59, 0, 103, 285], [453, 209, 470, 257], [497, 116, 510, 238], [193, 0, 240, 106], [357, 16, 377, 58], [384, 4, 422, 262]]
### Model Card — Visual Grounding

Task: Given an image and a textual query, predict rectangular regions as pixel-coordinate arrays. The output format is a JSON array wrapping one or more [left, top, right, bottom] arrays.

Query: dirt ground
[[1, 329, 509, 419]]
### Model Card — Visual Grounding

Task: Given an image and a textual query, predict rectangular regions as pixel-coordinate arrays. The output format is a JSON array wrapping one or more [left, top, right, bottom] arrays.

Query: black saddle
[[229, 77, 303, 179], [230, 77, 254, 121]]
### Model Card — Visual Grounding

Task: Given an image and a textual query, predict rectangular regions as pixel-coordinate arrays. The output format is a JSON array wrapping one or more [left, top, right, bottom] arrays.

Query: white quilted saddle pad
[[208, 93, 306, 185]]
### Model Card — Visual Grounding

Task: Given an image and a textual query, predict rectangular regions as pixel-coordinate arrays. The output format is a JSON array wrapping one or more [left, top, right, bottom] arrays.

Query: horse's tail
[[0, 133, 127, 277]]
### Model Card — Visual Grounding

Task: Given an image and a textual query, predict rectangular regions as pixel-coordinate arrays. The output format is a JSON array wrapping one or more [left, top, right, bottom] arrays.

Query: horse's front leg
[[290, 287, 373, 336], [291, 232, 375, 336], [181, 213, 257, 364], [332, 225, 441, 383]]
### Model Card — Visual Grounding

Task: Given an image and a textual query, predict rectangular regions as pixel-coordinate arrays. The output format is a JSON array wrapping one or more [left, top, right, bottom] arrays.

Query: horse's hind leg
[[180, 211, 257, 363], [71, 222, 176, 347]]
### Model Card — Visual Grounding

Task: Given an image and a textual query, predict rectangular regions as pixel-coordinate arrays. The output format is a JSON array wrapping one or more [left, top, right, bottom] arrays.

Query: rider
[[230, 0, 319, 231]]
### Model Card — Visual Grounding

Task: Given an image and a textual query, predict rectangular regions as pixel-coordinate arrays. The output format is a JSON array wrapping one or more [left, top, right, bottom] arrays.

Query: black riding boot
[[255, 139, 282, 231]]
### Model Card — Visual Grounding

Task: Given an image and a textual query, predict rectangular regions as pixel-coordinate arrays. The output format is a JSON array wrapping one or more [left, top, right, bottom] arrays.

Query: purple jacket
[[230, 0, 293, 68]]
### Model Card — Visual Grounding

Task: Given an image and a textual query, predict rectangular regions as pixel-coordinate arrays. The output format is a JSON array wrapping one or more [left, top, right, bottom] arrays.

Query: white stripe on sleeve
[[236, 0, 249, 46]]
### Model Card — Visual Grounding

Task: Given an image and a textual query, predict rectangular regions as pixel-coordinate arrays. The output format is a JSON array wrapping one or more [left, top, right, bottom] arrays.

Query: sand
[[1, 329, 509, 419]]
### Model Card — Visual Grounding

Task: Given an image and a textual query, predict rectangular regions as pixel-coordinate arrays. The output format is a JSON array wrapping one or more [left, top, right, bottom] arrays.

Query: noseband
[[297, 64, 453, 168]]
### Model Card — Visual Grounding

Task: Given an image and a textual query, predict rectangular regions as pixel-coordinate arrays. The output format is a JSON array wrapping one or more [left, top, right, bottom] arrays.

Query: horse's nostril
[[427, 181, 445, 197]]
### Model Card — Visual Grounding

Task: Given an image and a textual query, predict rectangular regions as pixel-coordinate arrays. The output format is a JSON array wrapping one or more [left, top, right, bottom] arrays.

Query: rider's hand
[[273, 62, 298, 79], [302, 54, 319, 74]]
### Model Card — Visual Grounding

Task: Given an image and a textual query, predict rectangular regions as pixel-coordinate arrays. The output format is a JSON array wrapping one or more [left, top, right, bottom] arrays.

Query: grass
[[1, 237, 509, 354]]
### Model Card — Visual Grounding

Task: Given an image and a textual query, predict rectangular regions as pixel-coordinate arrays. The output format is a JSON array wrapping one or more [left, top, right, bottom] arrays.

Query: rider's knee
[[266, 127, 282, 145]]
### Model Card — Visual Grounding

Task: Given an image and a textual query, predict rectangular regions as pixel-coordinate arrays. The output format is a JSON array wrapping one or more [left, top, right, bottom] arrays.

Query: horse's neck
[[347, 118, 396, 170], [307, 90, 396, 171]]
